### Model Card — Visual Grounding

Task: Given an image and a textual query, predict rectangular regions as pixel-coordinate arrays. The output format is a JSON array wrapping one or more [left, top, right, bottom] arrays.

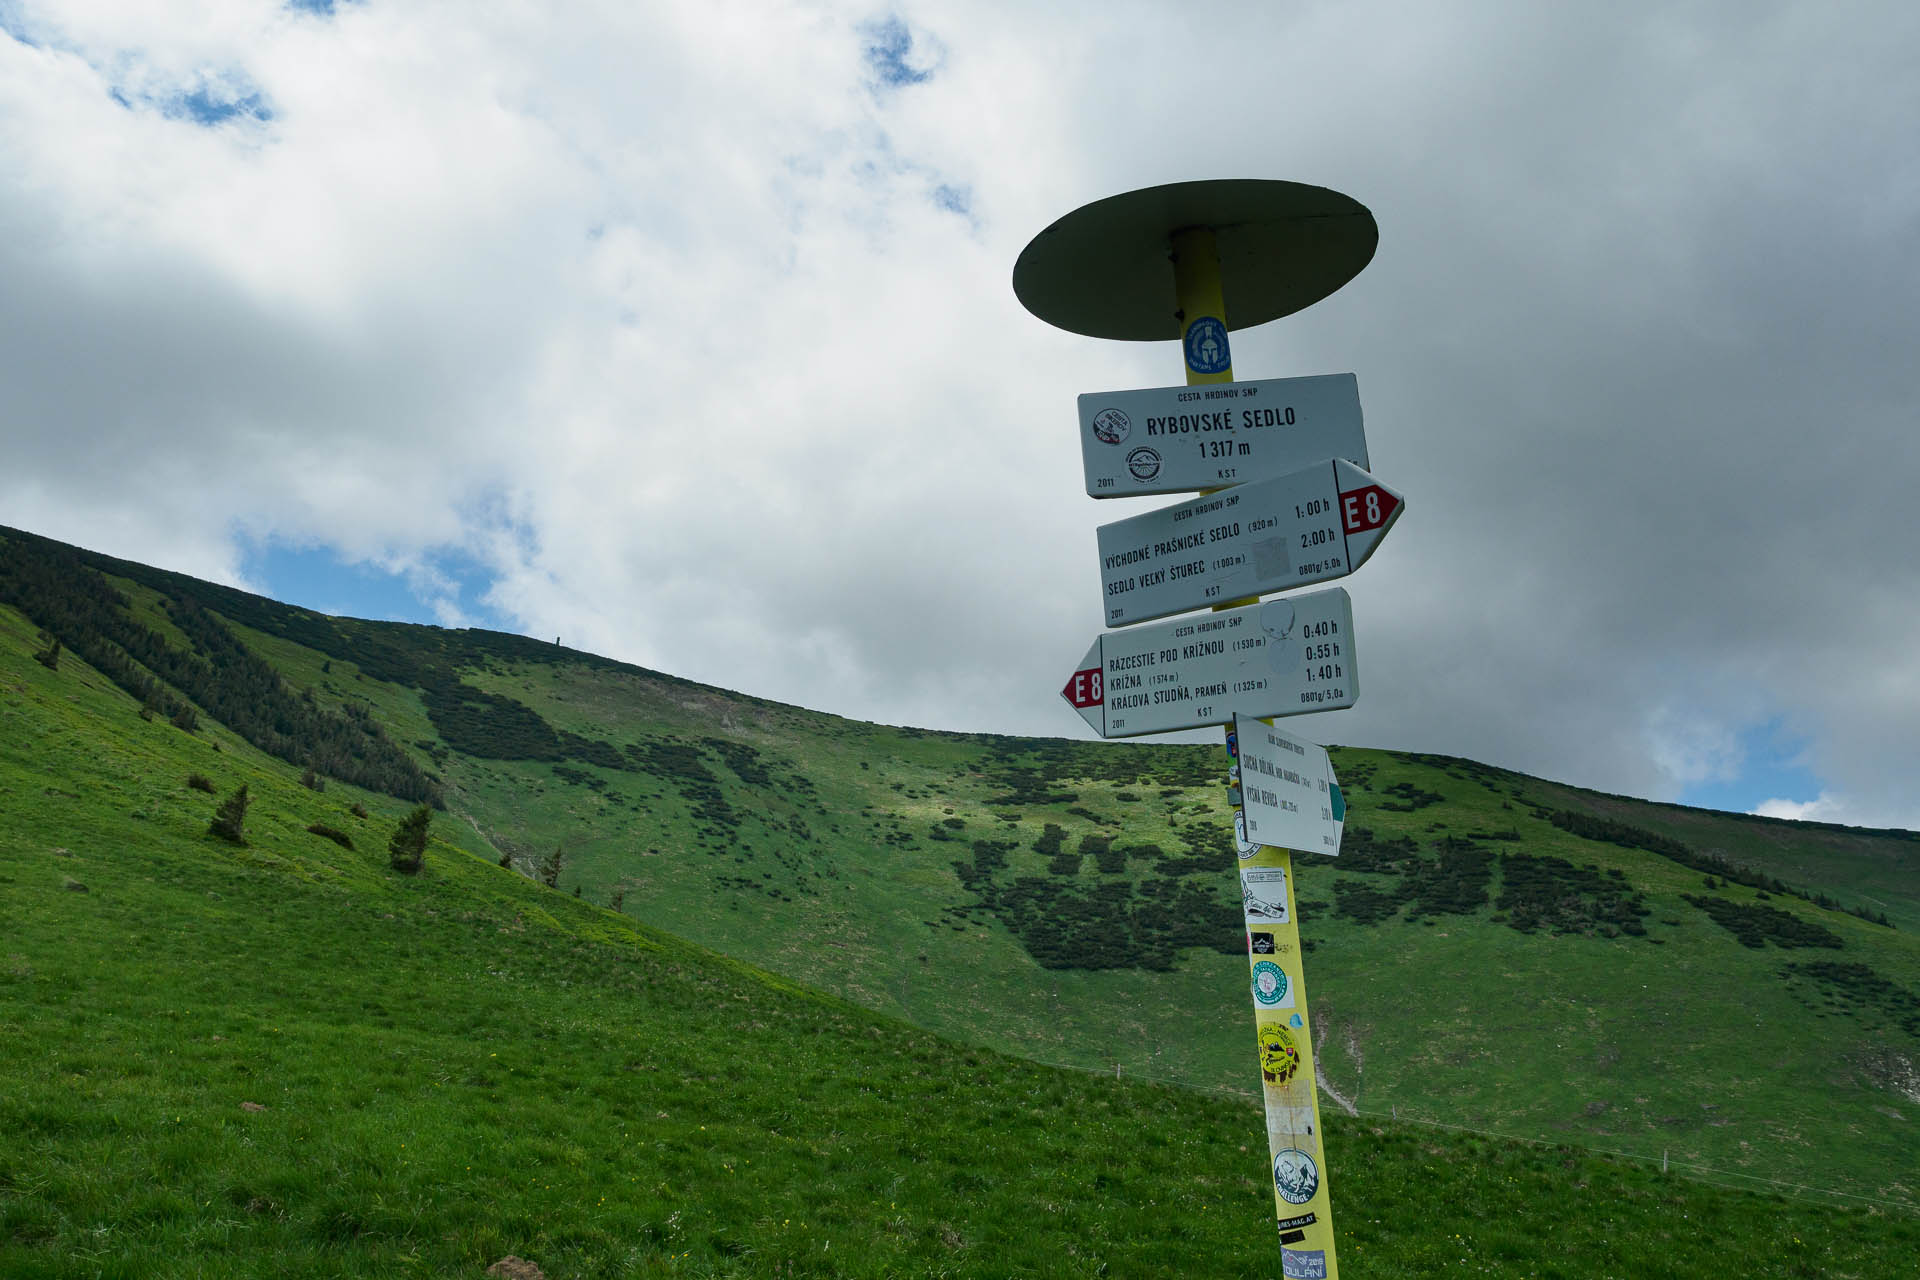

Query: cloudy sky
[[4, 1, 1917, 828]]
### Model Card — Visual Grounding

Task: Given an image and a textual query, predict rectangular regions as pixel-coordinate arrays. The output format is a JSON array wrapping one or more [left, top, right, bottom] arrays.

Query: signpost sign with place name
[[1061, 588, 1357, 738], [1233, 715, 1346, 857], [1079, 373, 1366, 497], [1096, 458, 1403, 627]]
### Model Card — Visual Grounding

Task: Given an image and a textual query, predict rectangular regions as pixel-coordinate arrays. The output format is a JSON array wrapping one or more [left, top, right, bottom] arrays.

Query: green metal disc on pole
[[1011, 178, 1377, 341]]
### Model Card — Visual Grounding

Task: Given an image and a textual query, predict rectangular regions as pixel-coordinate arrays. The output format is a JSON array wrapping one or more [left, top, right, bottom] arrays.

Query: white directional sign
[[1079, 373, 1366, 498], [1097, 458, 1403, 628], [1060, 588, 1357, 738], [1233, 715, 1346, 856]]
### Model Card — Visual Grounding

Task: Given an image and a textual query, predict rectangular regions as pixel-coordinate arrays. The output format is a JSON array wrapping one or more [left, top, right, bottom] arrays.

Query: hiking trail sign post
[[1017, 178, 1388, 1280], [1060, 588, 1358, 738], [1078, 371, 1367, 497], [1096, 457, 1402, 626]]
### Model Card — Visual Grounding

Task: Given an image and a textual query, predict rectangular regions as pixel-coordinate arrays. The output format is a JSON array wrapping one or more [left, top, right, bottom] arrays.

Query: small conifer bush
[[388, 804, 432, 874], [186, 773, 216, 794], [209, 784, 250, 845]]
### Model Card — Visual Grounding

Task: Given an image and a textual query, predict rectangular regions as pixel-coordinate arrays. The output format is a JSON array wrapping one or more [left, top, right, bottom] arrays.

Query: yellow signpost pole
[[1014, 179, 1376, 1280], [1170, 226, 1341, 1280]]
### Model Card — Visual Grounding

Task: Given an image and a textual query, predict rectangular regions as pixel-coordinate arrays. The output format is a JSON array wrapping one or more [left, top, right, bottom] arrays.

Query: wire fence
[[1022, 1052, 1919, 1215]]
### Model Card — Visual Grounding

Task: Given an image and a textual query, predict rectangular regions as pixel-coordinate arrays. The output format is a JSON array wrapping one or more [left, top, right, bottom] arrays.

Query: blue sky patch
[[0, 3, 37, 47], [861, 15, 935, 88], [1676, 717, 1822, 815], [932, 183, 971, 216], [241, 541, 514, 634], [171, 84, 273, 126]]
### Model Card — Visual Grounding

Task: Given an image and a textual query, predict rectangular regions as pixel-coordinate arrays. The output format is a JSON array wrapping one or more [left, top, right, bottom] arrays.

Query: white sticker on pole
[[1079, 373, 1367, 497], [1241, 866, 1292, 925], [1234, 716, 1345, 857]]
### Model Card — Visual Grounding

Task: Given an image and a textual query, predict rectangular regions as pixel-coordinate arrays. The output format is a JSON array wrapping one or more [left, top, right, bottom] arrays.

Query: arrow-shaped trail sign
[[1061, 588, 1357, 738], [1079, 373, 1367, 497], [1097, 458, 1403, 628]]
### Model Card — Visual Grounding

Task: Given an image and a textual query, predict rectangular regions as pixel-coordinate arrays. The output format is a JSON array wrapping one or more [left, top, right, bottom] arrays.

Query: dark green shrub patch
[[951, 826, 1239, 970], [0, 533, 437, 804], [1544, 808, 1885, 926], [306, 823, 354, 850], [1403, 837, 1495, 918], [1682, 894, 1843, 950], [1337, 827, 1419, 874], [1333, 879, 1403, 925], [1782, 961, 1920, 1035], [1497, 854, 1651, 938], [702, 736, 771, 785], [628, 739, 735, 842], [1159, 823, 1233, 876], [1377, 781, 1446, 811]]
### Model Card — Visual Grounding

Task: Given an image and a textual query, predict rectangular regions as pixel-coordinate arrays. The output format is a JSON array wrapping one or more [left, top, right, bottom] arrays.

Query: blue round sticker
[[1184, 316, 1230, 375]]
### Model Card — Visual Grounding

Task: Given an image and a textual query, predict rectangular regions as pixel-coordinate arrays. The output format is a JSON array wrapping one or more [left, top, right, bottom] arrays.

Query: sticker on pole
[[1097, 458, 1403, 627], [1079, 373, 1367, 497], [1059, 588, 1359, 738], [1234, 715, 1345, 857]]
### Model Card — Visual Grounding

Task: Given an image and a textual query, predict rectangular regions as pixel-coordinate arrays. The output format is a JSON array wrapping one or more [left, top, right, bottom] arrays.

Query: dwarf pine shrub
[[209, 784, 250, 844]]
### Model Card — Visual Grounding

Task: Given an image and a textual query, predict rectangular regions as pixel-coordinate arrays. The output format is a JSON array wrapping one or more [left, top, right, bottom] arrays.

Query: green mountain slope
[[5, 524, 1918, 1219], [9, 589, 1920, 1277]]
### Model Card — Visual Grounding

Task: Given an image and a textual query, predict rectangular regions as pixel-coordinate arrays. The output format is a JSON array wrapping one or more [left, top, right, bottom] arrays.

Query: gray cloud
[[3, 1, 1916, 826]]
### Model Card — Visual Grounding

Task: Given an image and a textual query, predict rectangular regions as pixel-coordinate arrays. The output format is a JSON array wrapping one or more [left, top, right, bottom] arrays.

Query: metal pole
[[1170, 225, 1341, 1280]]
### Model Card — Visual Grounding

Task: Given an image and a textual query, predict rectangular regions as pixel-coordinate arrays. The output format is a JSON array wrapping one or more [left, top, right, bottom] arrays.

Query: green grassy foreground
[[5, 606, 1920, 1276]]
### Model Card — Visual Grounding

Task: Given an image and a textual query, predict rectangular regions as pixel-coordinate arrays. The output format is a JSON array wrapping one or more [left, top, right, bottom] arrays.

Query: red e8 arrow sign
[[1062, 667, 1103, 708]]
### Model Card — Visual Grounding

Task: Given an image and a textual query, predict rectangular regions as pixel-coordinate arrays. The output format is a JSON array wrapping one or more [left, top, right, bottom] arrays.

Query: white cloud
[[4, 2, 1919, 829]]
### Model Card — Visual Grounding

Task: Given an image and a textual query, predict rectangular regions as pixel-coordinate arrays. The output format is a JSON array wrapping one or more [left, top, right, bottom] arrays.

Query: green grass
[[414, 673, 1920, 1209], [5, 603, 1919, 1277], [12, 532, 1919, 1208]]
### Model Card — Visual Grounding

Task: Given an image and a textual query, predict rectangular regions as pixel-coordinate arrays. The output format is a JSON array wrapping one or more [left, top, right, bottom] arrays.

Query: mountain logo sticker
[[1273, 1148, 1320, 1205]]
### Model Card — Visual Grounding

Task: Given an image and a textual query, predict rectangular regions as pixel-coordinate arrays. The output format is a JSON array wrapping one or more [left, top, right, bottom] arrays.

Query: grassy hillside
[[5, 525, 1918, 1219], [7, 598, 1920, 1277]]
